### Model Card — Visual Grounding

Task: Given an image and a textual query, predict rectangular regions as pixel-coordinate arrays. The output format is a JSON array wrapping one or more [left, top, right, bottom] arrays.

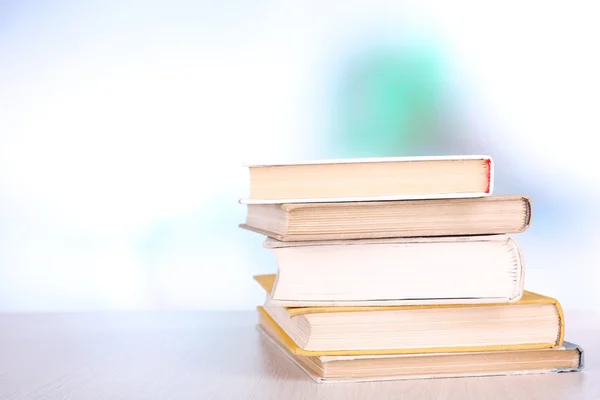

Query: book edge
[[276, 194, 525, 211], [240, 224, 288, 241], [254, 274, 558, 316], [520, 196, 533, 232], [263, 234, 511, 249], [243, 155, 492, 167], [257, 306, 560, 357], [240, 192, 491, 204], [268, 296, 518, 307], [259, 327, 582, 383]]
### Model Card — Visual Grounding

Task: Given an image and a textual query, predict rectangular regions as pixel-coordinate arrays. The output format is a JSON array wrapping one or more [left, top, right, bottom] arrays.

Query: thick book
[[258, 235, 524, 306], [241, 155, 493, 204], [254, 287, 564, 354], [258, 312, 582, 383], [241, 195, 531, 241]]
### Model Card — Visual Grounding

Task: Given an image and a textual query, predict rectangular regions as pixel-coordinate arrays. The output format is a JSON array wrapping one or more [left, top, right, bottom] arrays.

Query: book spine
[[486, 158, 493, 194]]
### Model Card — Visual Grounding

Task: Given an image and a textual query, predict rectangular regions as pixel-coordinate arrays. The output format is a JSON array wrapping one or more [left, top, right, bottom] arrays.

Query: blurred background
[[1, 1, 599, 312]]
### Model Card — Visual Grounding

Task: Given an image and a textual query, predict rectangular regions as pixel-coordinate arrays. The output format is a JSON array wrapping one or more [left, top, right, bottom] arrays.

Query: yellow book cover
[[254, 274, 565, 356]]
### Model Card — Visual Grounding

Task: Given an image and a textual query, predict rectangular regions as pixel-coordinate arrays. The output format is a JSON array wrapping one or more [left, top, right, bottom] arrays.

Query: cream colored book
[[254, 288, 564, 354], [241, 155, 492, 204], [258, 313, 582, 383], [259, 235, 524, 306], [241, 195, 530, 241]]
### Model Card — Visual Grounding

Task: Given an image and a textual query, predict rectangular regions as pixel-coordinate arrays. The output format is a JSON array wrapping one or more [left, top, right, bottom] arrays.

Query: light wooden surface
[[0, 310, 598, 399]]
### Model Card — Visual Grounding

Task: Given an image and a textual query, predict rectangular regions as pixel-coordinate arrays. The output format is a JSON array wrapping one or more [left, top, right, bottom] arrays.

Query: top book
[[241, 155, 493, 204]]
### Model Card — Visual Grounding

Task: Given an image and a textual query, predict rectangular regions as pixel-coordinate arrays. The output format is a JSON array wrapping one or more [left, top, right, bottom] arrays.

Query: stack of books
[[240, 156, 583, 383]]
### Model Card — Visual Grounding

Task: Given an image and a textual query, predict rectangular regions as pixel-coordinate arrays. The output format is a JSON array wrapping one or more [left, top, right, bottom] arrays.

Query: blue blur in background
[[0, 1, 599, 311]]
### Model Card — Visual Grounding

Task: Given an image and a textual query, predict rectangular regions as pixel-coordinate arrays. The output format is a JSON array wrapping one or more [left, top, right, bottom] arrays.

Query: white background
[[1, 1, 599, 311]]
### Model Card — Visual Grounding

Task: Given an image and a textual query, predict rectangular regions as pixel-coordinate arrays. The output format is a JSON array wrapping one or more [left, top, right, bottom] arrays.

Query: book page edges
[[241, 156, 494, 203], [508, 236, 525, 301], [241, 195, 531, 239], [257, 306, 558, 357], [258, 326, 582, 383], [561, 341, 585, 370], [521, 196, 533, 231]]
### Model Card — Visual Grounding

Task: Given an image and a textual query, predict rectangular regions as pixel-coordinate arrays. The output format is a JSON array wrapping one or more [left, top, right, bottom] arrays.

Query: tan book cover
[[242, 155, 493, 203], [257, 311, 582, 383], [255, 275, 564, 356], [241, 195, 531, 241]]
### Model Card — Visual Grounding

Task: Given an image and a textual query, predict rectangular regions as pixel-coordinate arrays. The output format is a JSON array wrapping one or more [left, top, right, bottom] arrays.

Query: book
[[258, 312, 582, 383], [258, 235, 524, 306], [241, 155, 493, 204], [241, 195, 531, 241], [254, 289, 564, 354]]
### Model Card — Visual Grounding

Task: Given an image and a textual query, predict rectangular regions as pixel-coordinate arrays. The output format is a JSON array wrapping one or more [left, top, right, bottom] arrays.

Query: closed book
[[258, 311, 582, 383], [241, 195, 531, 241], [258, 235, 524, 306], [242, 155, 492, 204], [254, 286, 564, 355]]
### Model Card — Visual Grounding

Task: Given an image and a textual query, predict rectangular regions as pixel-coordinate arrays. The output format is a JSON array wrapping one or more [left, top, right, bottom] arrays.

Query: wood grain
[[0, 310, 597, 400]]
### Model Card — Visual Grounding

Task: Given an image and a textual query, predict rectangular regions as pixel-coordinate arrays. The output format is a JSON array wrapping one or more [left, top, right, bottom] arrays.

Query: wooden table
[[0, 310, 598, 399]]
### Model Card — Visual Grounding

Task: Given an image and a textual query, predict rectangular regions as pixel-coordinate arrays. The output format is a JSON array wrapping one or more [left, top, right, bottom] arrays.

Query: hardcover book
[[242, 155, 493, 203], [258, 311, 582, 383], [242, 195, 530, 241], [258, 235, 525, 306], [254, 284, 564, 355]]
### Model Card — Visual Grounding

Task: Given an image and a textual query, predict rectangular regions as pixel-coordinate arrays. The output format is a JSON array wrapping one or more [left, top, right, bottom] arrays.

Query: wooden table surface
[[0, 310, 598, 399]]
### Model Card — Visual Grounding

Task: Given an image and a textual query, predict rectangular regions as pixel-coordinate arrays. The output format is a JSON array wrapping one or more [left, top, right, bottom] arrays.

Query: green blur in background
[[335, 43, 445, 157]]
